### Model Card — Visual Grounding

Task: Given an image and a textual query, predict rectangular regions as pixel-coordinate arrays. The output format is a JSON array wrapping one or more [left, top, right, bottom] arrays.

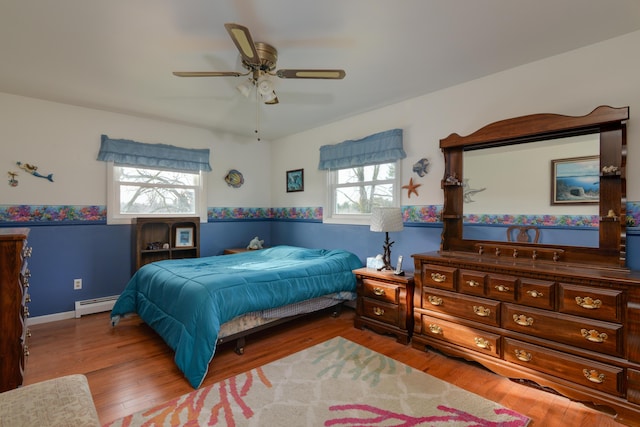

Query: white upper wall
[[0, 93, 271, 207], [271, 30, 640, 208]]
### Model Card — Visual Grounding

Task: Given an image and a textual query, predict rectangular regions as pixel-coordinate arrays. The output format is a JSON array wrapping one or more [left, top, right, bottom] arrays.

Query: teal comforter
[[110, 245, 362, 388]]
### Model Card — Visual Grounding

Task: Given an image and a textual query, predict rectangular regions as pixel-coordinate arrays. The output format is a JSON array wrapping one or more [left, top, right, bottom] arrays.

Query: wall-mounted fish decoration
[[16, 162, 54, 182], [412, 158, 430, 177], [224, 169, 244, 188]]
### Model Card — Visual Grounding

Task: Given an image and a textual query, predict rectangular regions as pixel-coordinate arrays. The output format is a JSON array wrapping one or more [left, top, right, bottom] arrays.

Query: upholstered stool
[[0, 374, 100, 427]]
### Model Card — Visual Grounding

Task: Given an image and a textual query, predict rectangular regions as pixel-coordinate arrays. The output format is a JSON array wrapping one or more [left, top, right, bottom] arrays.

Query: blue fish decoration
[[412, 158, 430, 177], [16, 162, 54, 182]]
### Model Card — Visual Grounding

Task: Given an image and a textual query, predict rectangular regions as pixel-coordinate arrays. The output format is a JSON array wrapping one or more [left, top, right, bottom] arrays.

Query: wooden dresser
[[0, 228, 32, 392], [413, 106, 640, 425]]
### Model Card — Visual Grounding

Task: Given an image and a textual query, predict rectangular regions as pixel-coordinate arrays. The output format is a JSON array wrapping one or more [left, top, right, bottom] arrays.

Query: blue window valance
[[318, 128, 406, 170], [97, 135, 212, 172]]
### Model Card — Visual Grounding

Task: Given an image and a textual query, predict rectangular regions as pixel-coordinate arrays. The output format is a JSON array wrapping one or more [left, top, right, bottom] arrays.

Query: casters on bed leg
[[331, 302, 344, 318], [234, 337, 245, 355]]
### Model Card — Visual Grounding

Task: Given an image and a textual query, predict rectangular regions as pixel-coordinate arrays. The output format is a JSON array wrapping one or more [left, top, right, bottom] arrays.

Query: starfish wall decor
[[402, 178, 421, 198]]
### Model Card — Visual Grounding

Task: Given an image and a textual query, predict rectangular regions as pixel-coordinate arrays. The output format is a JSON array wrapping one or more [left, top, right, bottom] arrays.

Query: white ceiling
[[1, 1, 640, 141]]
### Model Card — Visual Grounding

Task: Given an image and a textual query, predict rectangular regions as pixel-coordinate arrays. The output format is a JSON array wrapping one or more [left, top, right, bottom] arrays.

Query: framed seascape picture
[[286, 169, 304, 192], [175, 227, 194, 247], [551, 155, 599, 205]]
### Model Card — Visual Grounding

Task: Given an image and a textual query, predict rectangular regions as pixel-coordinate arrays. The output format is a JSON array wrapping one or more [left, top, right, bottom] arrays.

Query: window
[[107, 164, 206, 224], [325, 160, 401, 225]]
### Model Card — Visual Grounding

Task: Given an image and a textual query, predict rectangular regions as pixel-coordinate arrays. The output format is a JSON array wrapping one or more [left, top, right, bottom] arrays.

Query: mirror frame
[[439, 105, 629, 268]]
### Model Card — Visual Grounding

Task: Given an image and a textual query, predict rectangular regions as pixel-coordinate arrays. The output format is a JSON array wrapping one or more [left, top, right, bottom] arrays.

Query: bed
[[110, 245, 362, 388]]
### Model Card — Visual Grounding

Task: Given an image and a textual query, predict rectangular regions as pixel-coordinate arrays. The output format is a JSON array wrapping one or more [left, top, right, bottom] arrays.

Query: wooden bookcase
[[133, 217, 200, 271]]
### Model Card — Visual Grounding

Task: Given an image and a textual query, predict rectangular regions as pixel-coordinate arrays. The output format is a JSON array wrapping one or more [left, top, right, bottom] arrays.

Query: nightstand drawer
[[420, 313, 500, 358], [362, 298, 398, 325], [504, 338, 623, 396], [361, 278, 399, 304]]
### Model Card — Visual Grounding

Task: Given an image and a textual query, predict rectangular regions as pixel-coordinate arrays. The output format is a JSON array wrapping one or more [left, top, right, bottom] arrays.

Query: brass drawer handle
[[575, 296, 602, 310], [474, 337, 490, 349], [526, 290, 543, 298], [494, 284, 510, 292], [428, 296, 443, 306], [430, 272, 446, 283], [373, 287, 385, 296], [512, 314, 534, 326], [514, 349, 532, 362], [473, 305, 491, 317], [23, 307, 30, 317], [373, 307, 385, 316], [428, 324, 442, 334], [581, 328, 608, 343], [24, 346, 30, 357], [583, 368, 606, 384], [466, 280, 480, 288], [26, 328, 32, 338]]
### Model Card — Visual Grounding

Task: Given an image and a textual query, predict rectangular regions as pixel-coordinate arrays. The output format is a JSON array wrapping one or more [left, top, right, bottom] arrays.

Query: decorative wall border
[[1, 203, 638, 227]]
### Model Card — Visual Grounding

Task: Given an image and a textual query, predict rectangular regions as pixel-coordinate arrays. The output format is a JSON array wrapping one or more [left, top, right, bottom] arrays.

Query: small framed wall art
[[175, 227, 194, 247], [286, 168, 304, 193]]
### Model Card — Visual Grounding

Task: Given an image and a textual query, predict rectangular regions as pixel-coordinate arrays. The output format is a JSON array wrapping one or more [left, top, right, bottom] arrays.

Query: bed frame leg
[[332, 302, 344, 318], [235, 337, 245, 355]]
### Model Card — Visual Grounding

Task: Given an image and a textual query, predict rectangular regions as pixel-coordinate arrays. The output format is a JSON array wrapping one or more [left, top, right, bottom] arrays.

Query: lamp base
[[378, 231, 394, 271]]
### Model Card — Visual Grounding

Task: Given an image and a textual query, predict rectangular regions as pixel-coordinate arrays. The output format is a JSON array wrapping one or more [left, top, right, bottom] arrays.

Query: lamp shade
[[370, 207, 404, 233]]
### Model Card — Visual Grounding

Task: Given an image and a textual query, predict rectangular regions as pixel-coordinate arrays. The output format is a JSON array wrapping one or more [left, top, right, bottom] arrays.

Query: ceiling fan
[[172, 23, 346, 105]]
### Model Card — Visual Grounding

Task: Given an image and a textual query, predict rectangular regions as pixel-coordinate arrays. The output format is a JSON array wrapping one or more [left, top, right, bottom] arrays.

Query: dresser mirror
[[439, 105, 629, 268]]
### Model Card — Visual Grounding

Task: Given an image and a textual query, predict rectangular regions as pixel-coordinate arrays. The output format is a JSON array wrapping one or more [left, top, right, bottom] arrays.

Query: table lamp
[[370, 207, 404, 271]]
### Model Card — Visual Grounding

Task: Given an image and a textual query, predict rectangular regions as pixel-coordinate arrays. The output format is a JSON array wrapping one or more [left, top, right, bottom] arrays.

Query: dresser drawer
[[362, 297, 398, 325], [420, 313, 500, 358], [503, 303, 623, 357], [422, 264, 457, 291], [517, 278, 555, 310], [459, 270, 486, 296], [504, 338, 623, 396], [486, 274, 517, 302], [361, 278, 399, 304], [422, 287, 500, 327], [559, 283, 623, 323]]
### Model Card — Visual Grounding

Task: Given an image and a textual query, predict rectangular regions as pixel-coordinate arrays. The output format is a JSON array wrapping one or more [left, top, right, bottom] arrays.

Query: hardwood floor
[[25, 308, 626, 426]]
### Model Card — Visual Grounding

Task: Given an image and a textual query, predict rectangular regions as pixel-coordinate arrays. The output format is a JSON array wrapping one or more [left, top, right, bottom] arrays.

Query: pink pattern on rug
[[325, 403, 529, 427], [103, 367, 271, 427]]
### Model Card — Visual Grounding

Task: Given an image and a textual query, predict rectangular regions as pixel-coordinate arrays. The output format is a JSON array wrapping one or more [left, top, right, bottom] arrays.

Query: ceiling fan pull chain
[[255, 88, 261, 142]]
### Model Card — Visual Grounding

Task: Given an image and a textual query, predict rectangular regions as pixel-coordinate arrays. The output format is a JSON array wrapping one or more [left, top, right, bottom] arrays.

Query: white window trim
[[323, 161, 401, 226], [106, 161, 207, 224]]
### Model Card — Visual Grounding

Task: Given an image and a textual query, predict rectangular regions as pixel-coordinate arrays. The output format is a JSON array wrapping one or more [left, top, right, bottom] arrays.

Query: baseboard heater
[[74, 295, 119, 318]]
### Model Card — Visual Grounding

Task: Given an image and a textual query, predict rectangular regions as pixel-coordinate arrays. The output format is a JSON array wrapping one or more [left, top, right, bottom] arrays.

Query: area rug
[[103, 336, 530, 426]]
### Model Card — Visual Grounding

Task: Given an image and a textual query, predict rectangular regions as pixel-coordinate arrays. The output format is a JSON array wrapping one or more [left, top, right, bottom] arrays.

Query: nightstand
[[353, 267, 414, 344]]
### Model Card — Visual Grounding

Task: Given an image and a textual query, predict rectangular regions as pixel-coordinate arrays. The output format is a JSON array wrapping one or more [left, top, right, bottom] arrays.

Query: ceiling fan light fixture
[[236, 79, 253, 97], [256, 76, 273, 96], [261, 90, 277, 104]]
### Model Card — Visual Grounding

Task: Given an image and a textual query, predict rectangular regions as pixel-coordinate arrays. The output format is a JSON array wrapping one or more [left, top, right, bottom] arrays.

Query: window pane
[[334, 183, 394, 214], [337, 163, 395, 184], [117, 166, 199, 185], [120, 185, 196, 214]]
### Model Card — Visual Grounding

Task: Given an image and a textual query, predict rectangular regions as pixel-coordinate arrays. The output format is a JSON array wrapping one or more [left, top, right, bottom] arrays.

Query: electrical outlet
[[73, 278, 82, 290]]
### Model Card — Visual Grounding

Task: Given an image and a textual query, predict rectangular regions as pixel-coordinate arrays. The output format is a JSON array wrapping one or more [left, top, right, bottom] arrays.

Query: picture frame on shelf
[[175, 227, 194, 247], [551, 155, 599, 205], [286, 168, 304, 193]]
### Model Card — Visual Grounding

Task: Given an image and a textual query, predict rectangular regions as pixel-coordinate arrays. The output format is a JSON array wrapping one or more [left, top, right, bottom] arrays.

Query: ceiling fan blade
[[224, 23, 261, 67], [173, 71, 243, 77], [275, 69, 346, 79]]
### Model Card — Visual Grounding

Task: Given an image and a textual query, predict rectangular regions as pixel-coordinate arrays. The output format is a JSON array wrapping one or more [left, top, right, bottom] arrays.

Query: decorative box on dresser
[[354, 267, 414, 344], [0, 228, 32, 392], [412, 106, 640, 425]]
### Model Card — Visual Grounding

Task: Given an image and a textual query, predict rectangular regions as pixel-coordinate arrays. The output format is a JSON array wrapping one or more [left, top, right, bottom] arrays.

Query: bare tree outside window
[[334, 163, 396, 214]]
